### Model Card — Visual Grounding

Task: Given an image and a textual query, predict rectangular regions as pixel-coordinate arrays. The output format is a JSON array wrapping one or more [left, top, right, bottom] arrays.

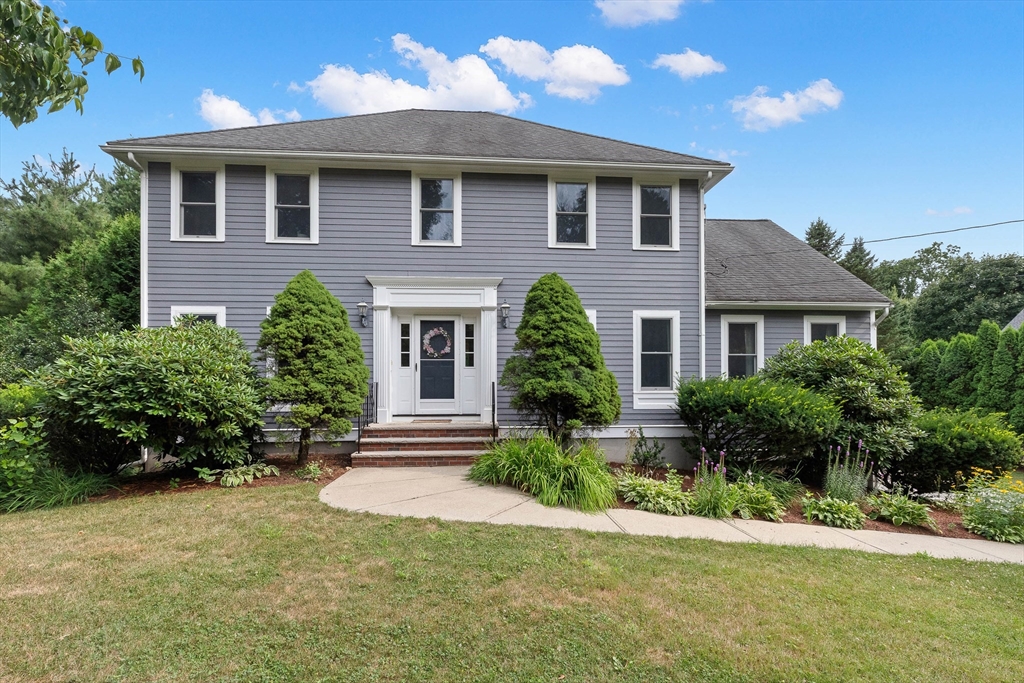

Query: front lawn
[[2, 484, 1022, 683]]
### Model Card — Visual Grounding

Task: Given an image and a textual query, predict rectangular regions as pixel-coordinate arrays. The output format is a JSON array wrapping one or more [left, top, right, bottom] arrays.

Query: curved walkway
[[319, 466, 1024, 564]]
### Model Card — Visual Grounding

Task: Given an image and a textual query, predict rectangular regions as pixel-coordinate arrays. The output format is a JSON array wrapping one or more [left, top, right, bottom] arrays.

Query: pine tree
[[989, 327, 1020, 424], [937, 332, 978, 409], [258, 270, 369, 464], [839, 237, 877, 286], [501, 273, 621, 444], [1012, 335, 1024, 432], [805, 217, 844, 261], [973, 320, 1002, 411], [910, 339, 945, 408]]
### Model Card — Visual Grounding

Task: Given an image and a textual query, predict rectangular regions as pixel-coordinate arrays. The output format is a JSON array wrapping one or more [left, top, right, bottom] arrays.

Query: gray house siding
[[704, 309, 873, 377], [147, 162, 700, 426]]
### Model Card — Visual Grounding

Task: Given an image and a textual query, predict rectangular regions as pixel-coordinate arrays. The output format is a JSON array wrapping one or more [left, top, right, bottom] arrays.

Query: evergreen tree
[[1012, 337, 1024, 433], [937, 333, 978, 408], [989, 327, 1019, 425], [501, 273, 621, 444], [839, 237, 877, 286], [805, 217, 844, 261], [910, 339, 945, 408], [973, 320, 1002, 411], [258, 270, 369, 464]]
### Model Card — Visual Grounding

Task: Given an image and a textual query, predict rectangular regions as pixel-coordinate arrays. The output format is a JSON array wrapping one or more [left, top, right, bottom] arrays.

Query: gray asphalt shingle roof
[[1005, 307, 1024, 330], [706, 219, 890, 305], [104, 109, 730, 167]]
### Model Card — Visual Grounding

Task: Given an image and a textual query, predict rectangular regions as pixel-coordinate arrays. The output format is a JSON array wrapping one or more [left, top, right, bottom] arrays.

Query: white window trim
[[632, 310, 680, 410], [632, 178, 680, 251], [411, 172, 462, 246], [803, 315, 847, 344], [584, 309, 597, 330], [170, 305, 226, 326], [170, 165, 225, 242], [720, 314, 765, 378], [548, 176, 597, 249], [265, 168, 319, 244]]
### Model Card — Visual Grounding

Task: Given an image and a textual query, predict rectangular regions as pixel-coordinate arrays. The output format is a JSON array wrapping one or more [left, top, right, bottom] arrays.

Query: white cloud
[[480, 37, 629, 101], [596, 0, 684, 27], [197, 89, 301, 129], [306, 34, 530, 115], [730, 79, 843, 131], [925, 206, 973, 217], [652, 49, 726, 80]]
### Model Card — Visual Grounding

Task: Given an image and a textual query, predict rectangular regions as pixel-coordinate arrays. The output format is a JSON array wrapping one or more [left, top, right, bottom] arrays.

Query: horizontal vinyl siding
[[704, 309, 874, 376], [148, 164, 701, 426]]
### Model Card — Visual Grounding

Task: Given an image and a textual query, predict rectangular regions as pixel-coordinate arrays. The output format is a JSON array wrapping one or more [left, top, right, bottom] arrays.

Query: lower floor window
[[721, 315, 763, 378], [633, 311, 679, 408], [170, 306, 225, 327], [805, 316, 847, 344]]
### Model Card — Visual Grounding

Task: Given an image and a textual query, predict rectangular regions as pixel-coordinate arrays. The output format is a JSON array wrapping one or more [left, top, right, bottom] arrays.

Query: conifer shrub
[[500, 273, 620, 444], [937, 333, 978, 408], [762, 336, 920, 468], [989, 327, 1020, 430], [258, 270, 369, 465], [886, 410, 1023, 493]]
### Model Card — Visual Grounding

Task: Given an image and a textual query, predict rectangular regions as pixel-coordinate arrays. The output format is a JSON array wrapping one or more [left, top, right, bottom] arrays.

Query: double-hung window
[[412, 173, 461, 245], [632, 180, 679, 250], [632, 310, 680, 409], [266, 169, 318, 243], [720, 315, 764, 378], [170, 305, 225, 326], [171, 166, 225, 241], [548, 178, 596, 248], [804, 315, 846, 344]]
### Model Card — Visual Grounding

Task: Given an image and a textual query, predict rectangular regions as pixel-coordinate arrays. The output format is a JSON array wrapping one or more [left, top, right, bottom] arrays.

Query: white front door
[[393, 313, 480, 416]]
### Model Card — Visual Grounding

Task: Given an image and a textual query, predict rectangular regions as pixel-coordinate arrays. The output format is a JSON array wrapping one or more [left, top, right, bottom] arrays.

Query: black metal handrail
[[491, 381, 498, 443], [356, 381, 377, 452]]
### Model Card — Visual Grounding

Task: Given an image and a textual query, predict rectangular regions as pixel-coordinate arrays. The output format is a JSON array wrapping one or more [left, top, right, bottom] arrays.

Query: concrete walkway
[[319, 466, 1024, 565]]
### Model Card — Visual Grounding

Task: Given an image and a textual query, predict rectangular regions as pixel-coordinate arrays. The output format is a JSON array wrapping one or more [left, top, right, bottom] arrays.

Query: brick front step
[[360, 422, 495, 440], [351, 450, 485, 467], [358, 436, 492, 453]]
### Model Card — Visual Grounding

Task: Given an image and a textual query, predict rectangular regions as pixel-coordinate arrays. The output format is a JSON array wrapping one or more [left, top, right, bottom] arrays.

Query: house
[[1004, 307, 1024, 331], [102, 109, 889, 465]]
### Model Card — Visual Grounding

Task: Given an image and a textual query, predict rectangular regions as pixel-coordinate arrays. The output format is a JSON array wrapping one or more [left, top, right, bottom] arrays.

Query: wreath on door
[[422, 327, 453, 358]]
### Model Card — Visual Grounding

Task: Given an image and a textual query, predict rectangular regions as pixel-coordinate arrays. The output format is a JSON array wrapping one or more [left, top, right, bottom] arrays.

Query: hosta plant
[[733, 481, 786, 522], [866, 487, 938, 531], [802, 494, 866, 529], [617, 469, 690, 516], [195, 462, 280, 488]]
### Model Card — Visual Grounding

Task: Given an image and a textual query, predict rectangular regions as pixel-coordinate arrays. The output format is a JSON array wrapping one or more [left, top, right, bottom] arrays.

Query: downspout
[[871, 305, 891, 350], [698, 171, 712, 379]]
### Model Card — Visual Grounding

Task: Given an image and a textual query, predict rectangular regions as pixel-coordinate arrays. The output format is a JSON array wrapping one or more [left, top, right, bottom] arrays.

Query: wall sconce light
[[357, 301, 368, 327], [500, 300, 511, 328]]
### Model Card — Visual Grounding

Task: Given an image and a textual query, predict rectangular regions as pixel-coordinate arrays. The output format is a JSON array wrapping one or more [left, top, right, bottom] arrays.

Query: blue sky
[[2, 0, 1022, 260]]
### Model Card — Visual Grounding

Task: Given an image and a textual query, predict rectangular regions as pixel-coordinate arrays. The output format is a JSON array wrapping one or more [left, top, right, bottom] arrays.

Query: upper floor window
[[721, 315, 764, 378], [411, 173, 461, 246], [171, 166, 225, 241], [633, 180, 679, 250], [548, 177, 596, 249], [804, 315, 846, 344], [266, 169, 319, 243], [632, 310, 680, 409]]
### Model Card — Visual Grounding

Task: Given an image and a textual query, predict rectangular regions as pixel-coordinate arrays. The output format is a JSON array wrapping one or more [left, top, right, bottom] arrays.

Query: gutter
[[698, 170, 712, 380]]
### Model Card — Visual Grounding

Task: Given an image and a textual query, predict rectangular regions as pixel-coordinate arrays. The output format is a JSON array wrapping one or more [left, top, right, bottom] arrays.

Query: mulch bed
[[90, 452, 352, 502]]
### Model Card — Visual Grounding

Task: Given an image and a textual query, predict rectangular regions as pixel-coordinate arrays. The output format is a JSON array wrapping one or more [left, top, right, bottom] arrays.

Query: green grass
[[2, 484, 1023, 683]]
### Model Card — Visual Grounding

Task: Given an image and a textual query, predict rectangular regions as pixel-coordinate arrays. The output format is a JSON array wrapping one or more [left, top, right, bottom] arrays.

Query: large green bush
[[676, 376, 840, 471], [38, 320, 266, 473], [501, 273, 620, 445], [0, 382, 44, 421], [762, 336, 920, 467], [886, 410, 1023, 493], [258, 270, 369, 465]]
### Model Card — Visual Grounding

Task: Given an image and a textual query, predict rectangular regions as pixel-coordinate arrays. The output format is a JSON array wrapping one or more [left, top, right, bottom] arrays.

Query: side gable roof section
[[102, 109, 731, 185], [1005, 307, 1024, 331], [706, 219, 891, 307]]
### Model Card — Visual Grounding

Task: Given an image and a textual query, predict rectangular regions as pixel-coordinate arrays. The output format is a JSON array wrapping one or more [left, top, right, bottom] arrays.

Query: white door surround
[[368, 276, 501, 423]]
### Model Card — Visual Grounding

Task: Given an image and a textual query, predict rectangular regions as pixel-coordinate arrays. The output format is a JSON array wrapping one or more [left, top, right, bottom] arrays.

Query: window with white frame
[[632, 180, 679, 249], [266, 170, 318, 243], [632, 310, 680, 409], [170, 305, 225, 326], [584, 309, 597, 331], [171, 166, 225, 241], [548, 178, 596, 248], [411, 173, 461, 245], [804, 315, 846, 344], [720, 315, 764, 378]]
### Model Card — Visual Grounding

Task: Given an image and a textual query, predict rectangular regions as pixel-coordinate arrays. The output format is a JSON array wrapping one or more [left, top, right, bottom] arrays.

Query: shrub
[[0, 418, 47, 497], [733, 481, 786, 522], [802, 495, 866, 529], [762, 336, 921, 468], [689, 453, 739, 519], [469, 433, 617, 512], [258, 270, 369, 465], [1, 467, 113, 513], [866, 487, 937, 531], [617, 470, 690, 516], [625, 426, 666, 471], [676, 376, 840, 471], [294, 461, 331, 481], [0, 383, 44, 421], [196, 462, 280, 488], [823, 440, 874, 502], [956, 469, 1024, 543], [500, 273, 620, 445], [38, 321, 266, 473], [886, 410, 1023, 493]]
